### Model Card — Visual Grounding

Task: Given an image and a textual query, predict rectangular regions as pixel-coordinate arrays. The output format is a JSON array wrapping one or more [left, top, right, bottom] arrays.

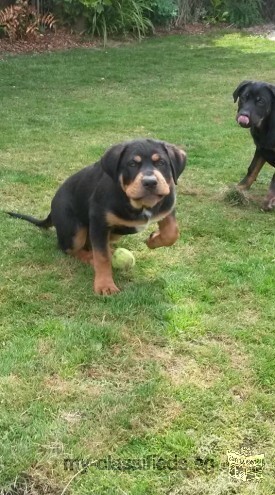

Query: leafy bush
[[224, 0, 262, 26], [54, 0, 153, 42], [203, 0, 262, 26], [0, 0, 56, 40], [53, 0, 87, 29], [176, 0, 262, 26], [204, 0, 229, 23], [262, 0, 275, 21], [48, 0, 266, 40], [147, 0, 178, 26], [97, 0, 153, 39]]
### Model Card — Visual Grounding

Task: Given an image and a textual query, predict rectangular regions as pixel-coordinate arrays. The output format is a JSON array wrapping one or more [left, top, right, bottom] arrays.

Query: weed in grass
[[223, 186, 250, 206]]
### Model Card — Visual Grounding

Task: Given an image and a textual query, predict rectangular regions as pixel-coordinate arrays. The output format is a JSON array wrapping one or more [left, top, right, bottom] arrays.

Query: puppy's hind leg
[[52, 210, 92, 264], [68, 227, 94, 264]]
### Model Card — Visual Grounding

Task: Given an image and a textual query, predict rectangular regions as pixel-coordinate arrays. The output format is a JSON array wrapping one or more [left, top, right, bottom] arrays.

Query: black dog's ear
[[267, 84, 275, 98], [233, 80, 252, 102], [162, 142, 186, 185], [100, 142, 128, 182]]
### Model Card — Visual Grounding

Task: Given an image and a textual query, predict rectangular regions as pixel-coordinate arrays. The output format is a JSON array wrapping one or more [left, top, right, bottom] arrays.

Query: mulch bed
[[0, 29, 99, 56], [0, 23, 275, 57]]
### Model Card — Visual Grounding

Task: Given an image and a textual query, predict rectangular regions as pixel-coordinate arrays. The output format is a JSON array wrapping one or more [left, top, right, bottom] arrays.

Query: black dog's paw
[[262, 197, 275, 212]]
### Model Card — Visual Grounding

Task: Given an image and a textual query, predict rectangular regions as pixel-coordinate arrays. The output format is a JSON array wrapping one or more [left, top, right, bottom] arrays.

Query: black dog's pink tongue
[[237, 115, 250, 125]]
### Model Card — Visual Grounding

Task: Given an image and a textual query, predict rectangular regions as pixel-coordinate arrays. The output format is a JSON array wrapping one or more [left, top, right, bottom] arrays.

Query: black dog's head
[[101, 139, 186, 208], [233, 80, 275, 129]]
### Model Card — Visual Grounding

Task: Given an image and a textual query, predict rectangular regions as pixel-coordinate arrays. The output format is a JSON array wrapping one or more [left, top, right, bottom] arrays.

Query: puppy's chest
[[134, 209, 161, 232], [106, 208, 169, 232]]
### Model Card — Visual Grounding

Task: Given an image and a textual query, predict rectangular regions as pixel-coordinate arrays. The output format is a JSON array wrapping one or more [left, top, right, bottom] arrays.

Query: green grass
[[1, 31, 275, 494]]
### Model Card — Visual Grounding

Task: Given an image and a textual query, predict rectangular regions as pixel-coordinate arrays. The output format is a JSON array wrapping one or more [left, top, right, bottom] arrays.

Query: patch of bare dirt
[[243, 23, 275, 39], [155, 21, 275, 38], [0, 474, 61, 495], [155, 22, 220, 37]]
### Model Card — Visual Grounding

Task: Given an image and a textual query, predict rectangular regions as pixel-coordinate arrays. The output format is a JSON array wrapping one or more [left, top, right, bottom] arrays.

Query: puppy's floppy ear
[[162, 142, 186, 185], [233, 80, 251, 102], [100, 142, 128, 182]]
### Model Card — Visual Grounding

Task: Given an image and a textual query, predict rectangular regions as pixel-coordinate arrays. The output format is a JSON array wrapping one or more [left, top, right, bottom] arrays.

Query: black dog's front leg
[[237, 150, 266, 190], [89, 213, 120, 296]]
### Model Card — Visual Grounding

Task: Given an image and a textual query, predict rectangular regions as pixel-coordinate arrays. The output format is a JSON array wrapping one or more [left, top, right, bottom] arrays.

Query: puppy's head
[[101, 139, 186, 208], [233, 80, 275, 128]]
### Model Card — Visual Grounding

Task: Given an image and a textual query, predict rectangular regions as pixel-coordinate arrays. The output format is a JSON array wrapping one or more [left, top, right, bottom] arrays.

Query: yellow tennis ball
[[112, 248, 136, 270]]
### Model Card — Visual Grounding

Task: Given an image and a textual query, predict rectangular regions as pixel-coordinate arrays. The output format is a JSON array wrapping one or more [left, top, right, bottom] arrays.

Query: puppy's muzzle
[[141, 175, 158, 190]]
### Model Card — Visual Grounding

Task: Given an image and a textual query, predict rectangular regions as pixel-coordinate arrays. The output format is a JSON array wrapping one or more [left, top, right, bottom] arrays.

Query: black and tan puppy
[[8, 139, 186, 295], [233, 80, 275, 210]]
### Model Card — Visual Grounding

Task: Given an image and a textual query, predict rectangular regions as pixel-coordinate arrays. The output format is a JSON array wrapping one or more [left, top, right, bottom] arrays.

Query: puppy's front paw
[[146, 224, 179, 249], [94, 278, 120, 296], [145, 231, 162, 249]]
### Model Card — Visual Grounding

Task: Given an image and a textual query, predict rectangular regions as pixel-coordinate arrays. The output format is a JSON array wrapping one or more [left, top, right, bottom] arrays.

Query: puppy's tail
[[7, 211, 52, 229]]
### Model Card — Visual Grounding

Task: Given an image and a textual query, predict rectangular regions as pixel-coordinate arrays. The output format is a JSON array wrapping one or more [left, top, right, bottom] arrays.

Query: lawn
[[0, 30, 275, 494]]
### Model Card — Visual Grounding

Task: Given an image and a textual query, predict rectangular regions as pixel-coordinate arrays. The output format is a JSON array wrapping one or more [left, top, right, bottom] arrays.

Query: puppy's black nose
[[142, 175, 158, 189]]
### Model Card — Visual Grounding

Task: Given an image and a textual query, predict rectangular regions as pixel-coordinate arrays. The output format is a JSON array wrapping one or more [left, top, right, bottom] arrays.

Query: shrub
[[0, 0, 56, 40], [262, 0, 275, 21], [53, 0, 90, 30], [54, 0, 153, 42], [224, 0, 262, 26], [147, 0, 178, 26], [203, 0, 229, 23], [96, 0, 153, 39], [176, 0, 262, 26]]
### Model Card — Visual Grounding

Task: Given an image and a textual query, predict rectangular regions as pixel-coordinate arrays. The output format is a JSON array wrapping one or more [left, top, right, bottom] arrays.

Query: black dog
[[8, 139, 186, 295], [233, 80, 275, 210]]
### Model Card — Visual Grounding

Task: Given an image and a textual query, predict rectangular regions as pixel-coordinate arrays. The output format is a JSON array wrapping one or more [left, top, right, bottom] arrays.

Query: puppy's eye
[[128, 161, 138, 167], [156, 159, 166, 166]]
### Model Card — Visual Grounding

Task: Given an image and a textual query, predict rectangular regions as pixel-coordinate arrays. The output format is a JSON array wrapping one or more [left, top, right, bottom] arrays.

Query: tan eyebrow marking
[[151, 153, 160, 162], [134, 155, 142, 163]]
